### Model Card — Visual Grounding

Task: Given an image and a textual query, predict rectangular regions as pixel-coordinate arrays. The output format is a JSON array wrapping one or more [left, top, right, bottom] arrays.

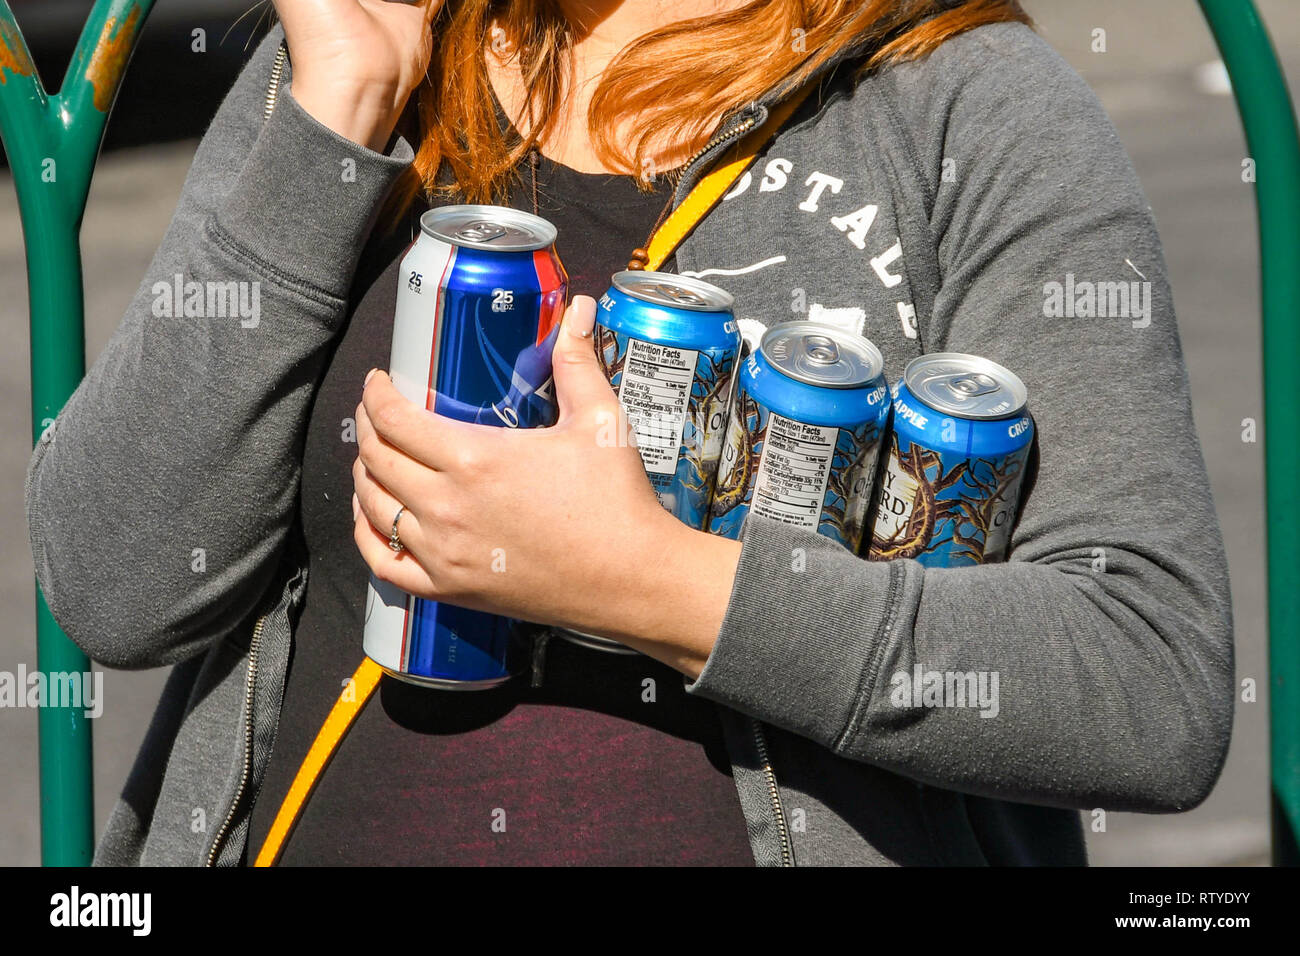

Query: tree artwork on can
[[596, 322, 736, 530], [823, 421, 887, 545], [868, 432, 1032, 565], [709, 386, 764, 527], [866, 354, 1035, 568]]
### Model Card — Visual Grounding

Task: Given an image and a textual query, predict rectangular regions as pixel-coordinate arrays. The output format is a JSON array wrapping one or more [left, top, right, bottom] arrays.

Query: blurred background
[[0, 0, 1292, 865]]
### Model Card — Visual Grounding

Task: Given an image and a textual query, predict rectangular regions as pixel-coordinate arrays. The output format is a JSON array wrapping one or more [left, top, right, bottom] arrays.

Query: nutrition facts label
[[751, 413, 838, 527], [618, 337, 698, 475]]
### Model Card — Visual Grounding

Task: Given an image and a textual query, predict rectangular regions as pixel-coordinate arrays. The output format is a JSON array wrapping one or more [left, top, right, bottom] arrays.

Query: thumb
[[551, 295, 612, 420]]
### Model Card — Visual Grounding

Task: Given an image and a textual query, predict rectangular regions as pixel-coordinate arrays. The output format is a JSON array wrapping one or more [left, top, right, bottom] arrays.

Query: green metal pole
[[0, 0, 155, 866], [1198, 0, 1300, 866]]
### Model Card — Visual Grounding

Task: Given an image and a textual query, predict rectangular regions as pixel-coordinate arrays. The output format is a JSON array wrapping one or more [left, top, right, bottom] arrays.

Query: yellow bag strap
[[252, 657, 383, 866], [641, 82, 816, 272], [252, 81, 816, 868]]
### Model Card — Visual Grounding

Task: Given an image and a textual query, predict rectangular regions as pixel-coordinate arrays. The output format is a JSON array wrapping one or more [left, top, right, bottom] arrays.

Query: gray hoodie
[[24, 19, 1232, 866]]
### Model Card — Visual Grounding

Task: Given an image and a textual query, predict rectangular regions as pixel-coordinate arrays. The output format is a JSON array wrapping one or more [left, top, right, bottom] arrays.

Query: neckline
[[528, 151, 676, 213], [486, 72, 683, 186]]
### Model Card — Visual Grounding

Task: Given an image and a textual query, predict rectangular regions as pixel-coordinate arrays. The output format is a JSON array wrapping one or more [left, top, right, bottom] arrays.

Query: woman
[[25, 0, 1233, 866]]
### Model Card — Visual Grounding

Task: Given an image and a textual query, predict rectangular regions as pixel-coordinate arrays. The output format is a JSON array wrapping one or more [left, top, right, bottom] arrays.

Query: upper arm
[[914, 27, 1230, 637]]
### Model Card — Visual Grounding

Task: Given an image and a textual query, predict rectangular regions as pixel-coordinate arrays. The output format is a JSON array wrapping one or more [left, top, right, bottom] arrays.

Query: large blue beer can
[[363, 206, 567, 689], [708, 321, 890, 551], [866, 353, 1033, 566]]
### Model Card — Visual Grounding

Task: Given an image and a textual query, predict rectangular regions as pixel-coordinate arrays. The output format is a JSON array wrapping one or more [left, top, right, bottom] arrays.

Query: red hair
[[382, 0, 1030, 224]]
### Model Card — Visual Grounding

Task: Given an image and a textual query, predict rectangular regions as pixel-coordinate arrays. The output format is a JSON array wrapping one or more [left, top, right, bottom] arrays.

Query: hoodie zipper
[[750, 716, 793, 866], [204, 612, 266, 867], [669, 112, 761, 206], [264, 40, 288, 122]]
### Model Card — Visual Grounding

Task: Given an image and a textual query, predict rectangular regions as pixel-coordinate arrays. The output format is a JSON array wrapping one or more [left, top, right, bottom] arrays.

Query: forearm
[[682, 517, 1233, 812], [588, 520, 742, 678]]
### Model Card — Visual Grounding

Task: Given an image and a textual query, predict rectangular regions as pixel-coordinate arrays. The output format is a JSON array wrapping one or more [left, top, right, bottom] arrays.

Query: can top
[[903, 352, 1028, 419], [760, 321, 884, 389], [421, 204, 557, 252], [611, 270, 734, 312]]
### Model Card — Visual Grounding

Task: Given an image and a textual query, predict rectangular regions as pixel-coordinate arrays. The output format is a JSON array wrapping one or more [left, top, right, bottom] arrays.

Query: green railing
[[0, 0, 156, 866], [1198, 0, 1300, 867], [2, 0, 1297, 866]]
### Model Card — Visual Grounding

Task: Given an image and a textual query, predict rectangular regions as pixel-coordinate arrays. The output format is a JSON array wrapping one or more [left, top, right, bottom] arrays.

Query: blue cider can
[[556, 271, 740, 655], [363, 205, 568, 689], [595, 271, 741, 528], [866, 352, 1034, 566], [708, 321, 891, 551]]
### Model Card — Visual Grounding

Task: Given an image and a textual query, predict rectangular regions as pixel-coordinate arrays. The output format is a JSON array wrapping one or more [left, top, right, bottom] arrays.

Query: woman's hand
[[273, 0, 442, 152], [351, 295, 742, 677]]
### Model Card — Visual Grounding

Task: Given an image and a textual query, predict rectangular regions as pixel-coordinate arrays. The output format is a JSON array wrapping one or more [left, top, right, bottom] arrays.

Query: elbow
[[1136, 707, 1231, 813], [1157, 663, 1234, 813], [1113, 622, 1234, 814], [26, 451, 225, 671], [33, 565, 231, 671], [74, 628, 212, 673], [1150, 593, 1235, 812], [28, 541, 247, 670], [1075, 551, 1234, 813], [1076, 689, 1231, 813], [28, 545, 189, 671]]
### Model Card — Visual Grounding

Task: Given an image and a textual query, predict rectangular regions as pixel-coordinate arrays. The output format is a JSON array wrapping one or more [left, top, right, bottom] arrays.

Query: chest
[[674, 90, 938, 379]]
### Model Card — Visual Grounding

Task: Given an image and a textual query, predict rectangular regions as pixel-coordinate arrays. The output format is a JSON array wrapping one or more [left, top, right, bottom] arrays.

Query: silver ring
[[389, 505, 406, 553]]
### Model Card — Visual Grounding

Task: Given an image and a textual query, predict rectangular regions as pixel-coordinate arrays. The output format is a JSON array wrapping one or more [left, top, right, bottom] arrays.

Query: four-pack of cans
[[364, 204, 1036, 689]]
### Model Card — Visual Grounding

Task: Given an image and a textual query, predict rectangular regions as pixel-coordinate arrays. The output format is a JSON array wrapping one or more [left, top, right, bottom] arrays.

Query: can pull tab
[[803, 334, 841, 365], [942, 372, 999, 399], [653, 283, 706, 307], [456, 221, 508, 244]]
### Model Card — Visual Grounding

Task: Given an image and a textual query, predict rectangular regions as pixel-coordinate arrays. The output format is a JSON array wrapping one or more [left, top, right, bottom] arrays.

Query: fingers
[[360, 369, 483, 471], [351, 447, 424, 539], [355, 391, 450, 513], [351, 447, 442, 597], [551, 295, 616, 422], [352, 488, 435, 595]]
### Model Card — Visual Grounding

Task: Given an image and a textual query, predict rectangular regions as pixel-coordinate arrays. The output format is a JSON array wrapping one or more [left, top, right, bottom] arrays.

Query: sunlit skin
[[352, 296, 742, 680], [486, 0, 752, 172], [276, 0, 751, 165], [271, 0, 750, 677]]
